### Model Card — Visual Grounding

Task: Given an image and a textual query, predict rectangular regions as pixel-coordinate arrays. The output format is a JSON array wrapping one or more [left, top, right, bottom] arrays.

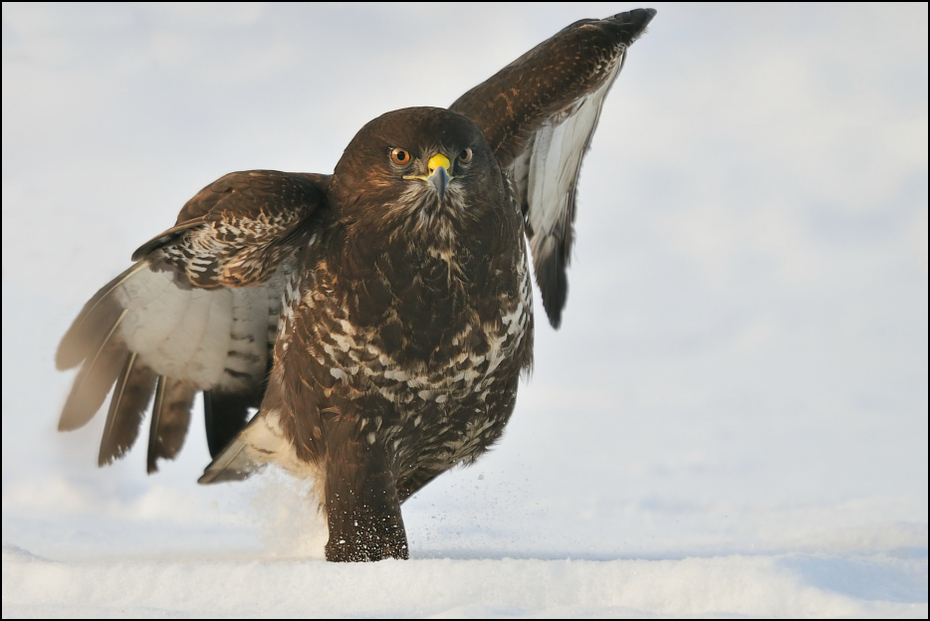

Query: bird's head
[[331, 107, 505, 241]]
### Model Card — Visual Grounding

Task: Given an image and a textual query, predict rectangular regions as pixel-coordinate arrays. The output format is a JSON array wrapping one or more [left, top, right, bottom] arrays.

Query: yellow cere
[[405, 153, 454, 181], [427, 154, 451, 175]]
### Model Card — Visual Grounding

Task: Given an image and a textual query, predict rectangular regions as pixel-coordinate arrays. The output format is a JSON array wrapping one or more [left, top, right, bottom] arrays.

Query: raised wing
[[57, 170, 328, 472], [451, 8, 655, 328]]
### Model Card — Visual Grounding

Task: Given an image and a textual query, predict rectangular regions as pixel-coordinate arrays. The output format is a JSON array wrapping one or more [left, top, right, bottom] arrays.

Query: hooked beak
[[405, 153, 452, 202], [427, 154, 451, 202]]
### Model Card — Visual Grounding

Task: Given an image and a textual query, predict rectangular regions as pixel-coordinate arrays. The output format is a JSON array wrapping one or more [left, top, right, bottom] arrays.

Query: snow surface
[[2, 3, 927, 618]]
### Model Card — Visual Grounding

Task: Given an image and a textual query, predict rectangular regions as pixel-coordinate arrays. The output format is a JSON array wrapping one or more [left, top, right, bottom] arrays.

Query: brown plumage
[[57, 9, 656, 561]]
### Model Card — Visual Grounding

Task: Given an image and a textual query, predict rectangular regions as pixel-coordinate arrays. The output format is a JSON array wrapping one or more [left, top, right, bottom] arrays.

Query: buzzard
[[57, 8, 656, 562]]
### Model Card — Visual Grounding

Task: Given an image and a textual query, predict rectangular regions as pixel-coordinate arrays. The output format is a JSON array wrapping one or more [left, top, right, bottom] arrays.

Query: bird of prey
[[57, 8, 656, 562]]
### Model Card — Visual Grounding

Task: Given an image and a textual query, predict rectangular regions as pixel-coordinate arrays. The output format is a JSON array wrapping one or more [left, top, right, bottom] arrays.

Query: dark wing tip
[[146, 377, 195, 474], [97, 355, 156, 466], [203, 389, 260, 459], [541, 283, 566, 330], [595, 9, 656, 52], [614, 8, 657, 32], [534, 247, 568, 330]]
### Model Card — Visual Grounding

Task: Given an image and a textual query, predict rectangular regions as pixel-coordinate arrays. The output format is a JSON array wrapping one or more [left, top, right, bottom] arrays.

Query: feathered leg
[[322, 416, 408, 562]]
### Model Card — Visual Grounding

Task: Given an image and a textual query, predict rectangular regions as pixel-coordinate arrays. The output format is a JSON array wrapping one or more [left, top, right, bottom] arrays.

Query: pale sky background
[[2, 4, 927, 610]]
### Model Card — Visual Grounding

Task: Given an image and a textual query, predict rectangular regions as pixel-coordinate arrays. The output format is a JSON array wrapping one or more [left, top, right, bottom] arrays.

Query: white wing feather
[[523, 57, 621, 263]]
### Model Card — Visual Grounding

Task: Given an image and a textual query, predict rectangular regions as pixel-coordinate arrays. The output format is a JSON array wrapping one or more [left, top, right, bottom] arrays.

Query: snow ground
[[2, 3, 927, 618], [3, 542, 925, 618]]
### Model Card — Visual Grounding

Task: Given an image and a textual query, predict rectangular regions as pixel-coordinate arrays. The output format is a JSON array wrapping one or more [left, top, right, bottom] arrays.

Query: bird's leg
[[323, 417, 408, 562]]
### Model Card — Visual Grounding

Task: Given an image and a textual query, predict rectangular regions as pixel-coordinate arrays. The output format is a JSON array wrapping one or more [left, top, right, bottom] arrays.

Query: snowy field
[[2, 3, 927, 617]]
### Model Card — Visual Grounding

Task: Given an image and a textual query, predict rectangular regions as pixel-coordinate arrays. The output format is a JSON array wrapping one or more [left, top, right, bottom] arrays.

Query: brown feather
[[98, 354, 158, 466], [56, 264, 147, 370], [450, 9, 655, 168], [146, 376, 195, 473], [58, 309, 129, 431]]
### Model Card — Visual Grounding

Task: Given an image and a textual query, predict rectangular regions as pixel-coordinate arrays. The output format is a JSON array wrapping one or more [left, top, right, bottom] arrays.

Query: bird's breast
[[289, 232, 533, 403]]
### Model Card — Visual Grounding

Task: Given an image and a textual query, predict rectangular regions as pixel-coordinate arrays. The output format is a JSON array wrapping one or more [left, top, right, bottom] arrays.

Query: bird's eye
[[459, 147, 473, 164], [390, 148, 411, 165]]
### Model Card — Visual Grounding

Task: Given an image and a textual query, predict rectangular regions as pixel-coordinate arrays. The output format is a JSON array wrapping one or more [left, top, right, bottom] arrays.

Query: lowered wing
[[57, 170, 329, 473], [451, 8, 655, 328]]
